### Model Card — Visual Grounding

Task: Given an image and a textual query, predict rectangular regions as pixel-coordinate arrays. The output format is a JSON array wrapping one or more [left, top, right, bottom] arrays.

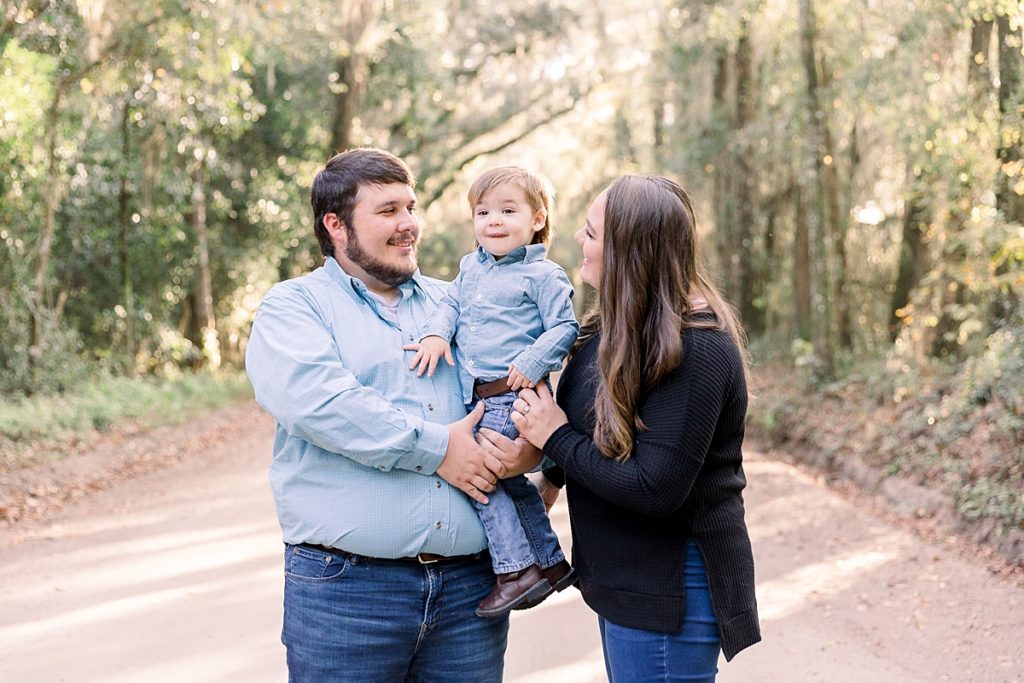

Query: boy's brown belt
[[474, 376, 512, 399]]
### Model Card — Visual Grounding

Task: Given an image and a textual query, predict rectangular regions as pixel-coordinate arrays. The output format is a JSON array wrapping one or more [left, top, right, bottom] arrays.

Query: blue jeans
[[282, 544, 508, 682], [598, 543, 721, 682], [472, 390, 564, 574]]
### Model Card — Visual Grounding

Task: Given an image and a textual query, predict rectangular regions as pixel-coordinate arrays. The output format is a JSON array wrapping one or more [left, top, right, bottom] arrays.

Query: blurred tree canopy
[[1, 0, 1022, 396]]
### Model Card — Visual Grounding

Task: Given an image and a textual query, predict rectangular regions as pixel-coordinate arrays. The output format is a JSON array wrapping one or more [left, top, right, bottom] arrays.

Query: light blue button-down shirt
[[245, 257, 487, 558], [421, 244, 579, 404]]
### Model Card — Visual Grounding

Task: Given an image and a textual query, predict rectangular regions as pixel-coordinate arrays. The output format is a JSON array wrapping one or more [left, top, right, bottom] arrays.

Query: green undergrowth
[[0, 371, 253, 472], [748, 327, 1024, 541]]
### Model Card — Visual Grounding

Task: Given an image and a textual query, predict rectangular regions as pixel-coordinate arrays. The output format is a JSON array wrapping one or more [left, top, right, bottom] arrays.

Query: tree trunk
[[734, 22, 764, 335], [798, 0, 833, 377], [932, 18, 993, 357], [793, 181, 813, 341], [119, 95, 136, 373], [820, 55, 852, 349], [889, 165, 932, 341], [996, 15, 1023, 223], [191, 161, 220, 369], [991, 15, 1023, 326], [330, 52, 366, 153], [28, 78, 73, 385], [712, 47, 735, 296], [653, 89, 666, 169], [328, 1, 383, 155]]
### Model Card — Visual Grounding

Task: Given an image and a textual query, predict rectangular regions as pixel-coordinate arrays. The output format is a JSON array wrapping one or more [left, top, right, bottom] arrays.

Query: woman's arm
[[519, 334, 738, 517]]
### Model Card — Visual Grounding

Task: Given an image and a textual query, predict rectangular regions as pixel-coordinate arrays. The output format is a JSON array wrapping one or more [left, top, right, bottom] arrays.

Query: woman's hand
[[511, 382, 568, 448]]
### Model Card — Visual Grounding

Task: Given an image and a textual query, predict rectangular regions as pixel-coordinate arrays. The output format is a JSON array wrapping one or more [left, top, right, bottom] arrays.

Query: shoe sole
[[512, 566, 577, 611], [549, 566, 578, 593], [475, 579, 552, 618]]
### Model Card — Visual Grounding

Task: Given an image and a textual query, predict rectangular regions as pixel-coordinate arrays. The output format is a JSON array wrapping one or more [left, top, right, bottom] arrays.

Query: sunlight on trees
[[0, 0, 1022, 397]]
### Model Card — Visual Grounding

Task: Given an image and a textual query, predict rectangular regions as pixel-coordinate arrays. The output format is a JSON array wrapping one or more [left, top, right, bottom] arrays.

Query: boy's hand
[[507, 365, 535, 392], [406, 336, 454, 377]]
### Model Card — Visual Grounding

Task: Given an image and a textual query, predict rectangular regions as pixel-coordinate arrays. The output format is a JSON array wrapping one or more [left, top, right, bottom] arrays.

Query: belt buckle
[[416, 552, 442, 565]]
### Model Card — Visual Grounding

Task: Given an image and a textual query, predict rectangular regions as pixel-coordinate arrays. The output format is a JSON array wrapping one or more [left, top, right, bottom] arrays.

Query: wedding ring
[[522, 405, 530, 414]]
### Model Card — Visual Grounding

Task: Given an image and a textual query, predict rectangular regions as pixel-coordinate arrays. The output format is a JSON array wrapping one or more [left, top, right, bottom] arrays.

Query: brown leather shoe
[[475, 564, 551, 618], [512, 560, 577, 611]]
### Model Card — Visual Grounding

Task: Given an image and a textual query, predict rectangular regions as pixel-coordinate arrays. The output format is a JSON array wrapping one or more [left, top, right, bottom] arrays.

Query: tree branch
[[420, 89, 590, 207]]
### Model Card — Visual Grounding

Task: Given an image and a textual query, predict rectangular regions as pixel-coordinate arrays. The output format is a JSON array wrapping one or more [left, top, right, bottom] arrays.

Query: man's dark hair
[[311, 148, 416, 257]]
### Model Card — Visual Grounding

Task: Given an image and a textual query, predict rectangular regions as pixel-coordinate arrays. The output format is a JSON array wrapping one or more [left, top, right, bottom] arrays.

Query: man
[[246, 148, 534, 682]]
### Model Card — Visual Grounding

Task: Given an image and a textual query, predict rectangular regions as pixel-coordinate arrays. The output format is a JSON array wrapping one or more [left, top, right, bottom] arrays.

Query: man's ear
[[323, 213, 347, 250]]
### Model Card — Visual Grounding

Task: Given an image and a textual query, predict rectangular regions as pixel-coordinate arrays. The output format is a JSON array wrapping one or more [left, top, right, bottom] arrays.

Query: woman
[[509, 175, 760, 681]]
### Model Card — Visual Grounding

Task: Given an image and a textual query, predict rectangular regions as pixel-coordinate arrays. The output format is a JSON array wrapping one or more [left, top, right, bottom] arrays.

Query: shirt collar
[[474, 242, 547, 265], [324, 256, 425, 303]]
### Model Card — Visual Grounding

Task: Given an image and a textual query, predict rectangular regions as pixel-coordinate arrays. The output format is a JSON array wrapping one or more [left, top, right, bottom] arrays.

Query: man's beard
[[344, 229, 417, 287]]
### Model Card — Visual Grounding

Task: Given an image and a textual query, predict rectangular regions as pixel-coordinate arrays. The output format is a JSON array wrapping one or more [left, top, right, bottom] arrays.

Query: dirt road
[[0, 409, 1021, 682]]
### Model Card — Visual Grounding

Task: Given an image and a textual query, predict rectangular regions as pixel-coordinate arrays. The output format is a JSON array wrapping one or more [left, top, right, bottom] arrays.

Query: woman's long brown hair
[[577, 175, 749, 461]]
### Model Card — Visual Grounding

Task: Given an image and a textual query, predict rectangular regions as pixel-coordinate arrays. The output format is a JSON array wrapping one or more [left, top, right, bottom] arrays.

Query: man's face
[[330, 183, 420, 295]]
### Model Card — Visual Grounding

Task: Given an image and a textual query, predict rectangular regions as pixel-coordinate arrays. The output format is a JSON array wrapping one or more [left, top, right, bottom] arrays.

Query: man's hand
[[475, 428, 543, 478], [406, 336, 454, 377], [507, 365, 535, 392], [436, 402, 502, 504]]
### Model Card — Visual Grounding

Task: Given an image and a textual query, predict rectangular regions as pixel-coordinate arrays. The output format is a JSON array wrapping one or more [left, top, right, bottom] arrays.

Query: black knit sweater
[[542, 322, 761, 661]]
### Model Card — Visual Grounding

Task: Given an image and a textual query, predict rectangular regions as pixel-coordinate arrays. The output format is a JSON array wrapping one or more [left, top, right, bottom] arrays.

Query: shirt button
[[427, 404, 434, 411], [408, 334, 414, 341], [378, 465, 386, 471], [475, 294, 482, 300], [470, 326, 476, 332], [467, 360, 474, 366], [435, 480, 442, 488], [435, 521, 442, 529], [415, 465, 422, 472]]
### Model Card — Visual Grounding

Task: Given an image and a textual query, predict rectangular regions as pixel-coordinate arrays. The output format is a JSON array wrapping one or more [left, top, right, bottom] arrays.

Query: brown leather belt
[[298, 543, 487, 565], [474, 376, 512, 399]]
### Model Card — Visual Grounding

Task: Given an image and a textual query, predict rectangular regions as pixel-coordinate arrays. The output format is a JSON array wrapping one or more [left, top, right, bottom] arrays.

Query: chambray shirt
[[421, 244, 579, 404], [245, 257, 487, 558]]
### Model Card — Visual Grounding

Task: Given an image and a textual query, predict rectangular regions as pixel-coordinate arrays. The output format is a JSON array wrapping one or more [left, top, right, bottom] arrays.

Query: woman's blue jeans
[[472, 390, 564, 574], [281, 544, 508, 682], [598, 543, 722, 682]]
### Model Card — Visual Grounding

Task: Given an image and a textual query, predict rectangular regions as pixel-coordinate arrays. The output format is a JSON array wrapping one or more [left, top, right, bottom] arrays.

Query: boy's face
[[472, 185, 545, 258]]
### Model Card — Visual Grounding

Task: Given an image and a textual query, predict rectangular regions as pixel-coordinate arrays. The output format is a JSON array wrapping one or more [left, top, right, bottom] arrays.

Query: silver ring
[[522, 405, 530, 415]]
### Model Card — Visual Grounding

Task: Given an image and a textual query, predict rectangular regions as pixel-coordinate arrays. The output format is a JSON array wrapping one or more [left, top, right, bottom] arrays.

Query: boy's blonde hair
[[468, 166, 554, 245]]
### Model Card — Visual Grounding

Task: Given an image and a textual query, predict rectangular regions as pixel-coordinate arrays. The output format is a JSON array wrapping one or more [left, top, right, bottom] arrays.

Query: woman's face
[[575, 190, 606, 288]]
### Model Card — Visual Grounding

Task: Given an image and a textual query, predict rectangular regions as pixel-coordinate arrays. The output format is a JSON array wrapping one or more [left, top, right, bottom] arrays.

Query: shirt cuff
[[394, 420, 449, 474], [510, 351, 547, 384], [419, 326, 452, 343]]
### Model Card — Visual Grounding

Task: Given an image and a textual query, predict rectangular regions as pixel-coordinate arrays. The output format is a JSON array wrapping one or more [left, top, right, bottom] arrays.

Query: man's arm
[[246, 283, 493, 495]]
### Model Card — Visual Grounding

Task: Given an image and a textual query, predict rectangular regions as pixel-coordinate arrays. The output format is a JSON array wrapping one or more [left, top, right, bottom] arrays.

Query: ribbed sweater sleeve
[[543, 334, 734, 516]]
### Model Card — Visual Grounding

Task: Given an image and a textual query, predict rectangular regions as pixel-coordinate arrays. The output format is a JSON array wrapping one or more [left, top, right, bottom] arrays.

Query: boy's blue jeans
[[472, 390, 565, 574]]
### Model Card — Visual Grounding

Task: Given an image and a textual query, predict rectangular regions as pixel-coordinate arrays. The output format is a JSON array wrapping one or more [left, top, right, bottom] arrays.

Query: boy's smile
[[473, 185, 545, 258]]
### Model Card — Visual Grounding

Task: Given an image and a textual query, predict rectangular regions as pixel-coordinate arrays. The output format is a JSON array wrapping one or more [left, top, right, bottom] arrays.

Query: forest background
[[1, 0, 1022, 564]]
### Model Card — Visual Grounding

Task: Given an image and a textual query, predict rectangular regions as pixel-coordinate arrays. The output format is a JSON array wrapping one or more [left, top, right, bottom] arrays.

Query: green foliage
[[749, 322, 1024, 535], [0, 370, 253, 470], [958, 478, 1024, 530]]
